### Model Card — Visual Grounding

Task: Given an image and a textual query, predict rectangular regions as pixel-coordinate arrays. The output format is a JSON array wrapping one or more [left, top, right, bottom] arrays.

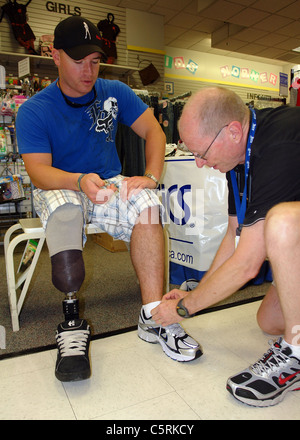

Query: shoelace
[[158, 323, 185, 339], [251, 340, 291, 376], [56, 329, 90, 357]]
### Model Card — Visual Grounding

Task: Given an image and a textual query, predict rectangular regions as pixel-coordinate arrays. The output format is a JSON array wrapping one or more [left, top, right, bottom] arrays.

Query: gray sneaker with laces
[[138, 308, 203, 362], [227, 337, 300, 407]]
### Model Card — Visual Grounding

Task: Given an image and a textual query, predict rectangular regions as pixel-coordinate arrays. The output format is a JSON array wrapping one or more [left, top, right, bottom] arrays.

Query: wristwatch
[[144, 172, 159, 188], [176, 299, 192, 318]]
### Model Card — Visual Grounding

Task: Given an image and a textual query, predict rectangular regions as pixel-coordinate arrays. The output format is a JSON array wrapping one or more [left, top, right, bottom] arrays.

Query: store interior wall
[[0, 0, 295, 183], [0, 1, 295, 287], [0, 0, 294, 101], [164, 45, 291, 105], [0, 0, 165, 94]]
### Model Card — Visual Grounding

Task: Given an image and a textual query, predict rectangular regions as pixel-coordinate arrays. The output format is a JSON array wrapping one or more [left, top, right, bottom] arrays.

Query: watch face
[[177, 307, 187, 317]]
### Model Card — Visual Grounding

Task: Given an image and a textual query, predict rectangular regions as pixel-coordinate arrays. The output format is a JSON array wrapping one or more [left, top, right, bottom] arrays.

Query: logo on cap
[[83, 22, 91, 40]]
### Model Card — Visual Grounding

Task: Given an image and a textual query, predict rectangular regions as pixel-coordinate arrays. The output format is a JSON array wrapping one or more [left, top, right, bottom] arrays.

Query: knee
[[265, 202, 300, 250], [256, 304, 275, 334], [136, 206, 161, 227], [256, 285, 284, 335], [256, 306, 283, 335], [256, 305, 268, 333]]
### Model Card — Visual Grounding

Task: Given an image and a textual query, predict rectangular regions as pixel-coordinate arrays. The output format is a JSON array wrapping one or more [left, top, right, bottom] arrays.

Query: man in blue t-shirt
[[16, 16, 202, 382]]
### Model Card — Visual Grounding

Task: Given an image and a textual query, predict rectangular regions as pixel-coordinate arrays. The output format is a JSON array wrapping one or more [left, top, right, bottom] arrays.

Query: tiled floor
[[0, 300, 299, 420]]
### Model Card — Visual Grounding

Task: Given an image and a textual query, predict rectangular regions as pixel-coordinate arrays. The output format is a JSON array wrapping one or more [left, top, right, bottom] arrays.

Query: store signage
[[247, 93, 272, 100], [45, 1, 81, 16], [186, 59, 198, 75], [173, 57, 185, 69], [165, 52, 279, 88], [279, 72, 288, 96], [220, 64, 278, 86]]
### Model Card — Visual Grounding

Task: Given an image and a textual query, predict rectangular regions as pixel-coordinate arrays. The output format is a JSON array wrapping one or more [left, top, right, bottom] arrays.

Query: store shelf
[[99, 63, 139, 77], [0, 51, 53, 68], [0, 51, 139, 77]]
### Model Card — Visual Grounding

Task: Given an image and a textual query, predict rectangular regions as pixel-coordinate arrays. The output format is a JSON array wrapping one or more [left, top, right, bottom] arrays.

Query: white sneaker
[[138, 308, 203, 362]]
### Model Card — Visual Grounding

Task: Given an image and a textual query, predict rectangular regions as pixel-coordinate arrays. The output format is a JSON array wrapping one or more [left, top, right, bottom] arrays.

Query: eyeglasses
[[193, 124, 228, 161]]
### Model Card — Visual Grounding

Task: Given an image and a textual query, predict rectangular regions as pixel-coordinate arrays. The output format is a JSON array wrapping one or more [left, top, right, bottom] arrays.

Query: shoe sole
[[55, 368, 91, 382], [138, 325, 202, 362]]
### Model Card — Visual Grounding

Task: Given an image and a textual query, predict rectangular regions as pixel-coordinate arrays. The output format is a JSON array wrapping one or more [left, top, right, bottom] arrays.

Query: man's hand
[[79, 173, 117, 204], [151, 289, 188, 327], [120, 175, 157, 201]]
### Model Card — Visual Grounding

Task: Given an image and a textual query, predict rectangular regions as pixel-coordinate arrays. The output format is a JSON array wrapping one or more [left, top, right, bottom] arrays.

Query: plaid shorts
[[33, 175, 162, 245]]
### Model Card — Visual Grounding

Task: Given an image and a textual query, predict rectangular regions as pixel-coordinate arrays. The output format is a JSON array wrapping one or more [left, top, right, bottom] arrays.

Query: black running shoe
[[55, 319, 91, 382], [226, 338, 300, 407]]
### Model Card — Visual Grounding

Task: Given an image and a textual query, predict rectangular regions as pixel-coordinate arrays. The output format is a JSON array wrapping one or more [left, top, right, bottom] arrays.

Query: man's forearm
[[24, 161, 80, 191], [144, 134, 166, 181], [184, 253, 256, 314], [184, 221, 267, 314]]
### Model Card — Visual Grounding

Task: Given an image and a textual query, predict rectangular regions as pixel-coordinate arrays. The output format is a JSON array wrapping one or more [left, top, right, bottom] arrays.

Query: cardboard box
[[93, 232, 128, 253]]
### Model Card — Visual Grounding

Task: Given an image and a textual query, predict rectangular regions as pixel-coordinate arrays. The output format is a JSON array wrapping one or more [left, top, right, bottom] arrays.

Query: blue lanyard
[[230, 108, 257, 230]]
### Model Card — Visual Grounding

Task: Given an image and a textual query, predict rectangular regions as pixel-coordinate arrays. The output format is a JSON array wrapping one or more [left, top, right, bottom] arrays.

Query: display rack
[[0, 51, 140, 81]]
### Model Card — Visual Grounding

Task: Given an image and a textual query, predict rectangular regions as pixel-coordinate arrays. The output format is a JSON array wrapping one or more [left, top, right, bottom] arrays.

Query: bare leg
[[133, 206, 203, 362], [264, 202, 300, 345], [130, 206, 164, 304], [256, 283, 285, 335]]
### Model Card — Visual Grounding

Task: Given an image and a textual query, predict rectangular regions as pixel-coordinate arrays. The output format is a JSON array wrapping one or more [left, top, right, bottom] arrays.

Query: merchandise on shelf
[[0, 174, 24, 203], [19, 239, 38, 272], [39, 34, 54, 57], [0, 125, 13, 155]]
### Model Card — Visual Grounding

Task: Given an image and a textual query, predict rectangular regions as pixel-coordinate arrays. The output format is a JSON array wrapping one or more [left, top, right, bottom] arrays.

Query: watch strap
[[144, 172, 159, 188]]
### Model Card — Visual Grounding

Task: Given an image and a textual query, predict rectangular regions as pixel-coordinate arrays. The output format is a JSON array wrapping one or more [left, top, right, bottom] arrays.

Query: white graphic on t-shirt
[[86, 97, 118, 142]]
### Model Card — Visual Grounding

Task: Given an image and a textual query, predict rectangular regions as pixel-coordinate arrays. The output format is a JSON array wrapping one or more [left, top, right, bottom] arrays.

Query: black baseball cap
[[54, 16, 105, 60]]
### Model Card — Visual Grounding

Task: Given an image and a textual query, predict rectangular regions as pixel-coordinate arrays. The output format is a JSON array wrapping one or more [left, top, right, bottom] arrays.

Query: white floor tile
[[62, 346, 173, 420], [1, 301, 300, 420], [93, 392, 200, 420], [0, 367, 75, 420]]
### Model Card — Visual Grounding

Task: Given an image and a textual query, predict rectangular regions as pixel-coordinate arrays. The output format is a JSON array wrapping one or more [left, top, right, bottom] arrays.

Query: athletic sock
[[282, 338, 300, 359], [142, 301, 161, 319]]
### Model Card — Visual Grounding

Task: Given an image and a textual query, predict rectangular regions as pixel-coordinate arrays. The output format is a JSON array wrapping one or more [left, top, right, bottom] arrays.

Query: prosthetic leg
[[51, 249, 84, 321], [46, 205, 91, 382], [46, 205, 85, 320]]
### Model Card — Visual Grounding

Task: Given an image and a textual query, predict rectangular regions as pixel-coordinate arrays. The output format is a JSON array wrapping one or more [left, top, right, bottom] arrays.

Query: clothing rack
[[169, 91, 191, 102]]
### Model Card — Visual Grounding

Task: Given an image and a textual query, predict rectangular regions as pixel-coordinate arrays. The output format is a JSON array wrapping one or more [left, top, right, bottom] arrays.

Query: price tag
[[18, 58, 30, 78]]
